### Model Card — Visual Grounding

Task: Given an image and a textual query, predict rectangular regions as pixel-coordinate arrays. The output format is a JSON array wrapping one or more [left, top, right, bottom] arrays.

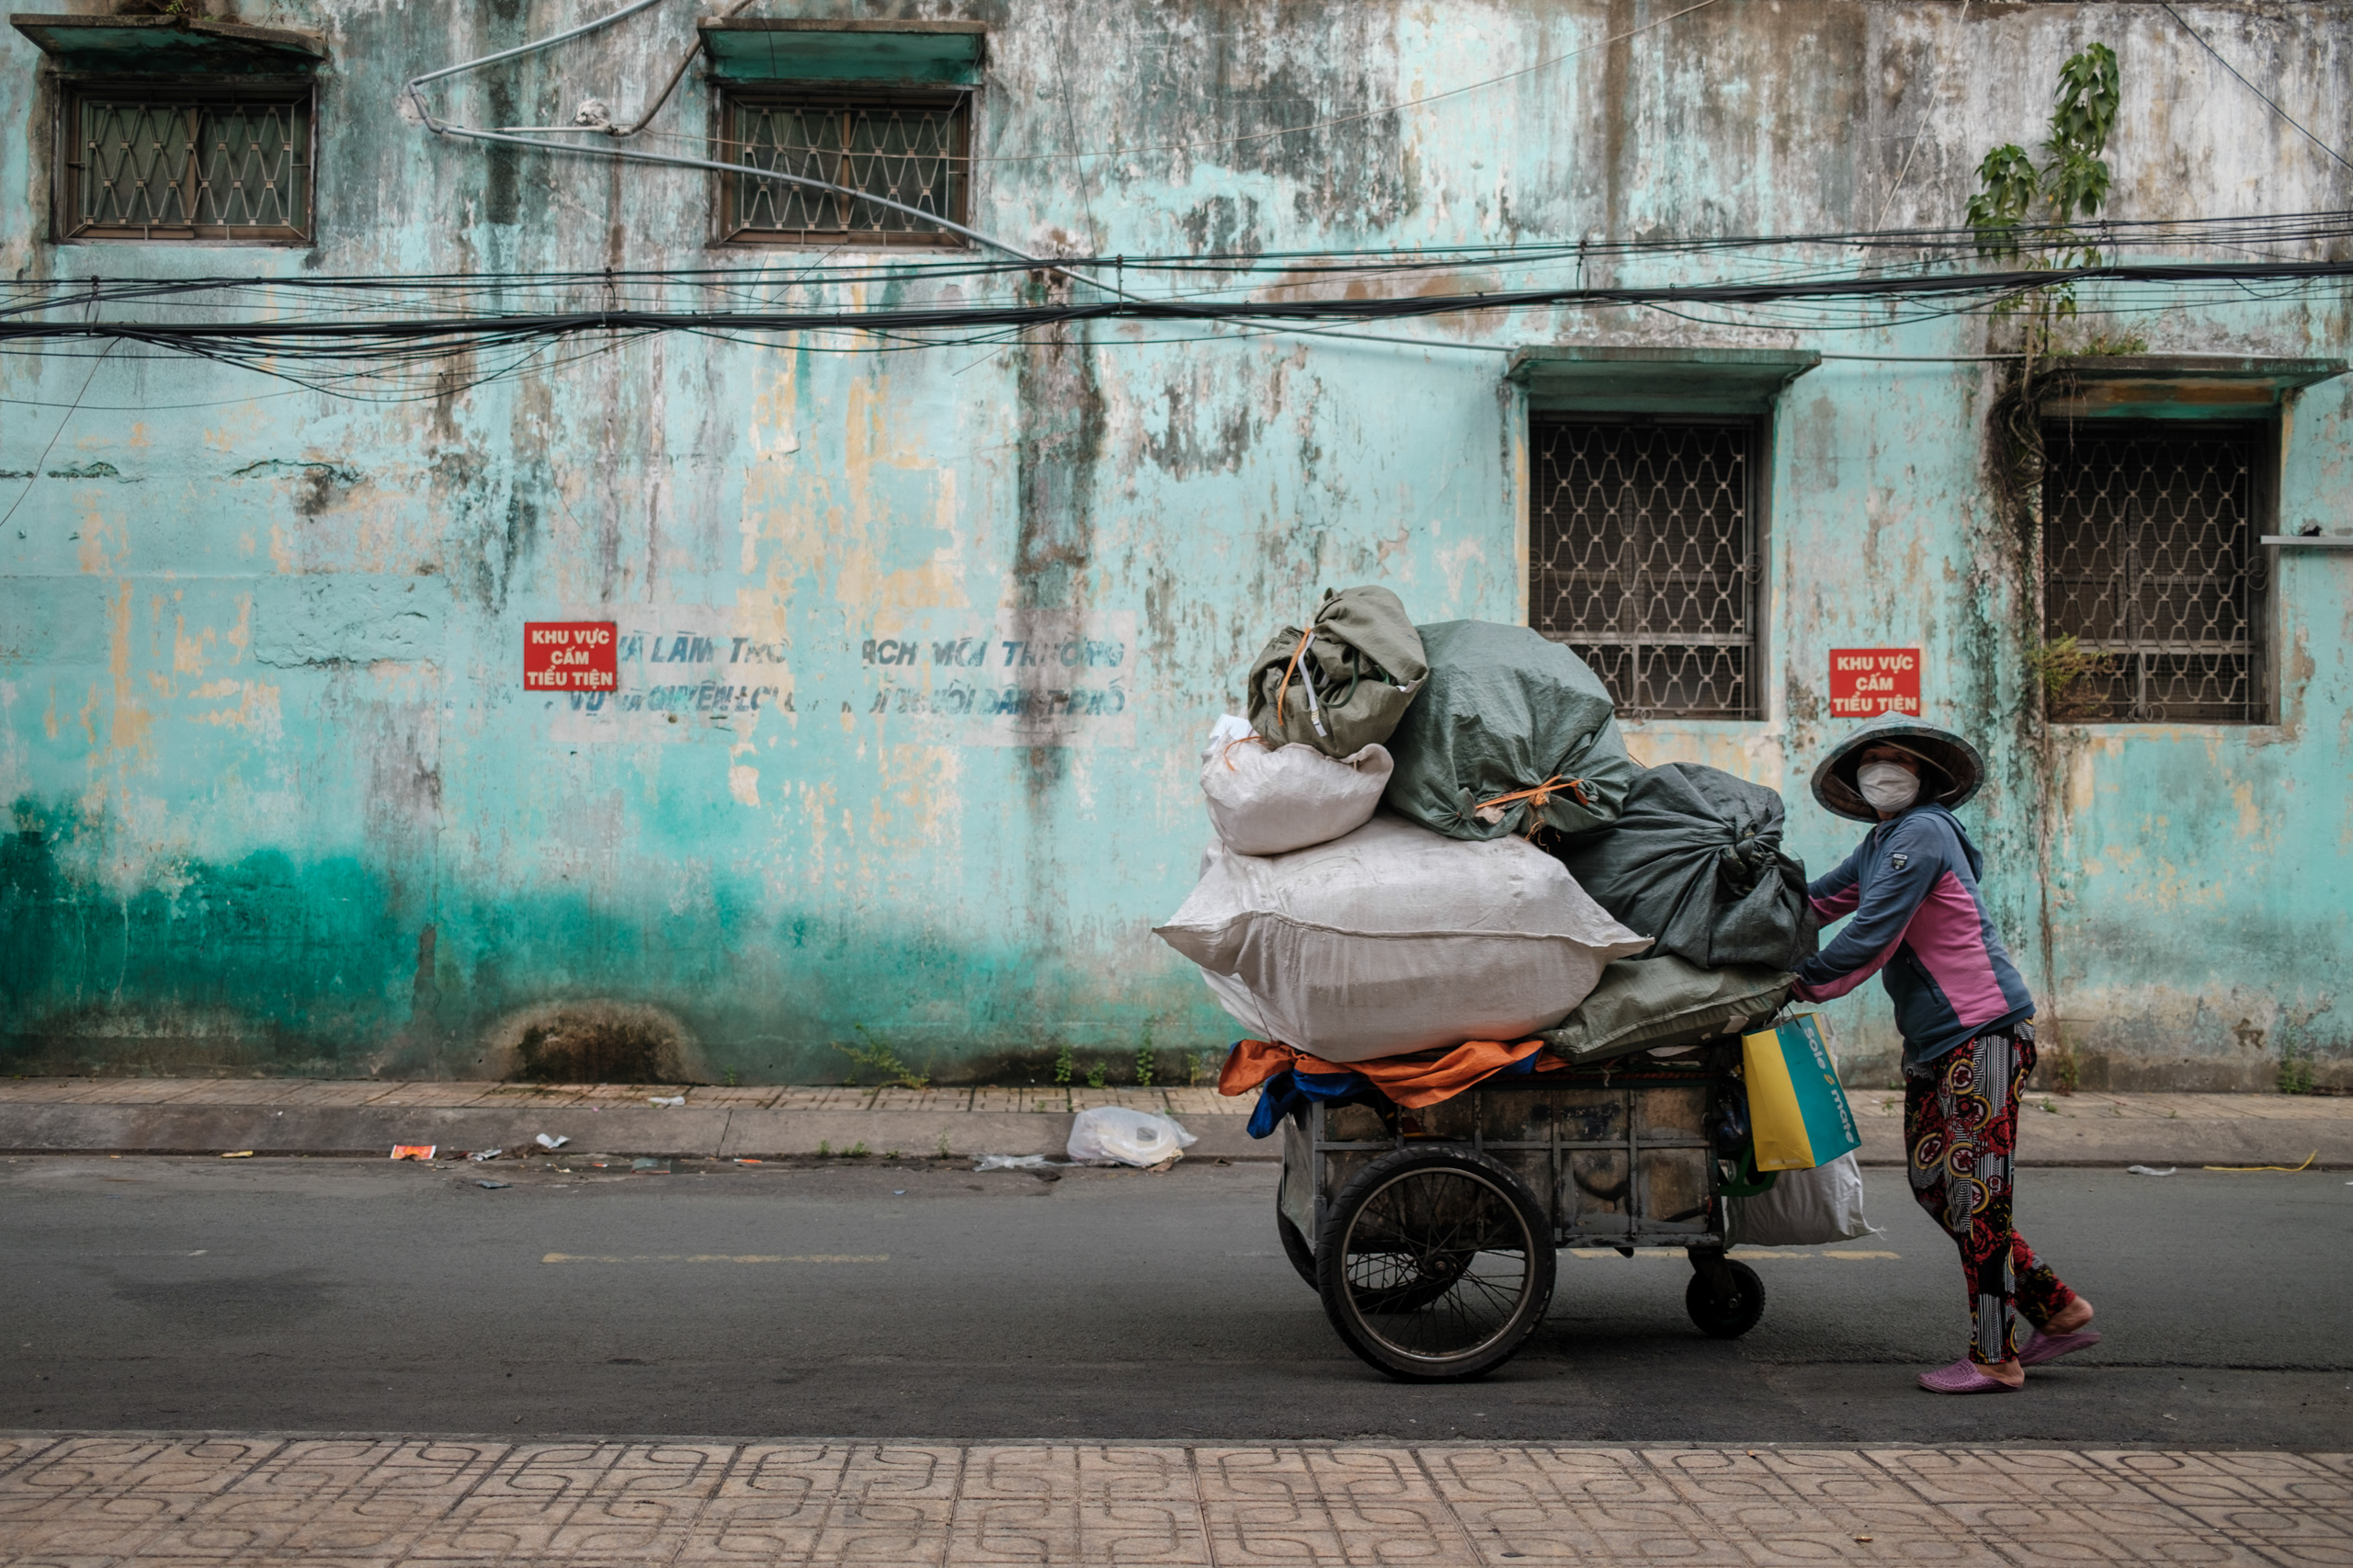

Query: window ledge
[[699, 18, 984, 85], [2040, 355, 2346, 419], [10, 13, 324, 72], [1507, 346, 1818, 415]]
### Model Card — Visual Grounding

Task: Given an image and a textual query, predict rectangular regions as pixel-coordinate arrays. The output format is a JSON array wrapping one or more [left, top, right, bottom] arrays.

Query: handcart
[[1276, 1042, 1776, 1381]]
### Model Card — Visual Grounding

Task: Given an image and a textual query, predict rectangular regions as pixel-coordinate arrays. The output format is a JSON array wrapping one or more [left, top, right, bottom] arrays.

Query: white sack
[[1727, 1152, 1877, 1246], [1198, 713, 1392, 857], [1154, 813, 1650, 1063], [1067, 1106, 1198, 1166]]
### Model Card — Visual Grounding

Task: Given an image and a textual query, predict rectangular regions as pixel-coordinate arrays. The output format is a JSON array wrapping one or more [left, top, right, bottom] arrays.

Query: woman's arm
[[1790, 820, 1941, 1001]]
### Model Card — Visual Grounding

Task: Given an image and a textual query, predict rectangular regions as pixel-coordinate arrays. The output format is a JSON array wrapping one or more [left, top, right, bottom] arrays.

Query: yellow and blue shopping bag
[[1740, 1013, 1860, 1172]]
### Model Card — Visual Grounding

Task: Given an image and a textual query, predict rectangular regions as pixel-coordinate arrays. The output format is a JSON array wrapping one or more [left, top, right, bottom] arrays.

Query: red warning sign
[[524, 621, 617, 692], [1828, 648, 1921, 718]]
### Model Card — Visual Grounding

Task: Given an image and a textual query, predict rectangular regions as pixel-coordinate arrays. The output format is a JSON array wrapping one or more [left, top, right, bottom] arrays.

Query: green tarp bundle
[[1245, 585, 1428, 757], [1381, 619, 1639, 840], [1538, 955, 1792, 1066], [1546, 761, 1817, 971]]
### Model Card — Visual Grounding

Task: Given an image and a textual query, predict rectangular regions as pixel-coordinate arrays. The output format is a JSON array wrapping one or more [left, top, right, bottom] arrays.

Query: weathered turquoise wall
[[4, 0, 2348, 1086]]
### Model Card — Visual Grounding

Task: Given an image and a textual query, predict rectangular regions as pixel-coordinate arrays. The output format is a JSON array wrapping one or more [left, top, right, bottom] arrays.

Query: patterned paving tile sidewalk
[[1, 1435, 2345, 1566]]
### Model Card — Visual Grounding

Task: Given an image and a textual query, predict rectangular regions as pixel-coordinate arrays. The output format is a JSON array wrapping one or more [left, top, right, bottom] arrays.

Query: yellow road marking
[[1566, 1248, 1902, 1261], [540, 1253, 890, 1264]]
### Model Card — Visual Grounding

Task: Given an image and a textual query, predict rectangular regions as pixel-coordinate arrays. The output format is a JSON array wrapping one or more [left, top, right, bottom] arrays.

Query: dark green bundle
[[1546, 762, 1817, 971], [1245, 585, 1428, 756], [1381, 619, 1639, 840]]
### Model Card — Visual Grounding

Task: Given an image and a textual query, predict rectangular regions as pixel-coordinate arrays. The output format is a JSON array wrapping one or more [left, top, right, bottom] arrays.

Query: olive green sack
[[1245, 585, 1429, 757], [1382, 619, 1640, 840]]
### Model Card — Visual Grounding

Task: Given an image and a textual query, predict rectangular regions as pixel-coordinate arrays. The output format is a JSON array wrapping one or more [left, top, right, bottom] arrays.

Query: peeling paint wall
[[3, 1, 2348, 1086]]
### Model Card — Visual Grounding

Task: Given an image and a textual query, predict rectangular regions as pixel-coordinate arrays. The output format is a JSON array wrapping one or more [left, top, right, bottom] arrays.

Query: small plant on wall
[[2026, 634, 2120, 722], [1967, 41, 2121, 352]]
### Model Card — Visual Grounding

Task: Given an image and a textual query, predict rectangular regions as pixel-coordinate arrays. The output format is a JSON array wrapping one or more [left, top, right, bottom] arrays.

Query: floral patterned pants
[[1905, 1026, 2078, 1365]]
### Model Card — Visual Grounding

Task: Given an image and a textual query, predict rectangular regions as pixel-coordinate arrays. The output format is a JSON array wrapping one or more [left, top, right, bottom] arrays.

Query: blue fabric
[[1245, 1068, 1374, 1138], [1243, 1045, 1554, 1138]]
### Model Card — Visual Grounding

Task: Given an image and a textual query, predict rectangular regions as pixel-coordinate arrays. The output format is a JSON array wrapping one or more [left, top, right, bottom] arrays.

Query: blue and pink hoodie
[[1791, 802, 2034, 1070]]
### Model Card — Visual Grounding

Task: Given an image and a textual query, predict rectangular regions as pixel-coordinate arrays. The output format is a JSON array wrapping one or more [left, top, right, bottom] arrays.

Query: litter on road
[[219, 1151, 254, 1159], [649, 1096, 685, 1108], [534, 1134, 568, 1150], [1067, 1106, 1197, 1167], [475, 1180, 510, 1189], [468, 1149, 503, 1162], [2129, 1165, 2177, 1176], [974, 1154, 1051, 1171], [390, 1145, 435, 1161]]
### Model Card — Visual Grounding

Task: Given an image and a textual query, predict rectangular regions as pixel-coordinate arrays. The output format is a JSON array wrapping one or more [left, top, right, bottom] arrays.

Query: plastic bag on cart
[[1067, 1106, 1198, 1166], [1381, 619, 1641, 842], [1725, 1152, 1877, 1246], [1544, 762, 1816, 971], [1155, 813, 1650, 1062], [1199, 713, 1392, 857]]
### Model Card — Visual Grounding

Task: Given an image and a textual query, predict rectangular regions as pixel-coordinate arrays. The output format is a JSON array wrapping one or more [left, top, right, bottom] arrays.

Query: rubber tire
[[1277, 1199, 1318, 1290], [1685, 1259, 1767, 1339], [1315, 1144, 1556, 1383]]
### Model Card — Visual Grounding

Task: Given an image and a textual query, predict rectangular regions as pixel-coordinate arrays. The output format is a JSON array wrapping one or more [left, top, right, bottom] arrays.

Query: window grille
[[1529, 419, 1760, 720], [2041, 422, 2268, 723], [63, 86, 311, 241], [719, 92, 967, 246]]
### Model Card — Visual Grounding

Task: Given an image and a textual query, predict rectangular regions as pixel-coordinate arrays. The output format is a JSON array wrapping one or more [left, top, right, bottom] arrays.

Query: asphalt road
[[3, 1153, 2347, 1446]]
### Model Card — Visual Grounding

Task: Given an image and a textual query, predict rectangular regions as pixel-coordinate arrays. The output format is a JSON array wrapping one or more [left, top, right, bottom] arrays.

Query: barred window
[[2041, 421, 2268, 723], [718, 91, 967, 246], [62, 85, 311, 241], [1529, 418, 1760, 720]]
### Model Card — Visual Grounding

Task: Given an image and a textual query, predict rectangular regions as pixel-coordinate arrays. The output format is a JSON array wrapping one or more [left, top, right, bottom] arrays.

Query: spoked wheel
[[1684, 1253, 1767, 1339], [1315, 1145, 1555, 1381], [1277, 1196, 1318, 1289]]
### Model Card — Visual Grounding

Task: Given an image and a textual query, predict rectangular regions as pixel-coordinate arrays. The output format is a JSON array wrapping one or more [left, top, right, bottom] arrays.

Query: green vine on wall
[[1972, 42, 2124, 1099]]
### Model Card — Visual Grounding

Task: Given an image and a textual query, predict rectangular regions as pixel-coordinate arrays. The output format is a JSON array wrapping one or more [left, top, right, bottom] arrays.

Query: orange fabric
[[1219, 1036, 1554, 1110]]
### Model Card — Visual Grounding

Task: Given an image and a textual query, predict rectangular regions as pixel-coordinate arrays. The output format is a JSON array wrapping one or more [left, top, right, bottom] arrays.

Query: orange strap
[[1476, 774, 1592, 821], [1221, 733, 1270, 771], [1273, 628, 1314, 727]]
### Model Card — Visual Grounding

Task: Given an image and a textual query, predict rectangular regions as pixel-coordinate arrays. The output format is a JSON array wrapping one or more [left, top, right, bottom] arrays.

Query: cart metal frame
[[1278, 1048, 1768, 1379]]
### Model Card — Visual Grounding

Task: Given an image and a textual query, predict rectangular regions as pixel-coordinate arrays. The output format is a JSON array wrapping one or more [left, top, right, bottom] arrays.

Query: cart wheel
[[1315, 1145, 1555, 1382], [1684, 1259, 1767, 1339], [1277, 1199, 1318, 1289]]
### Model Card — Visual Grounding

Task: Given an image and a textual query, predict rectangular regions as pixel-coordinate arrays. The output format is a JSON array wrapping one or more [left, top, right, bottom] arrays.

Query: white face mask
[[1857, 760, 1922, 813]]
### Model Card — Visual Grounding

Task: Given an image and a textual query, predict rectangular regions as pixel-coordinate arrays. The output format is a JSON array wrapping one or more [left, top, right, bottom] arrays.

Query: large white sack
[[1727, 1153, 1878, 1246], [1154, 813, 1651, 1062], [1199, 713, 1392, 856]]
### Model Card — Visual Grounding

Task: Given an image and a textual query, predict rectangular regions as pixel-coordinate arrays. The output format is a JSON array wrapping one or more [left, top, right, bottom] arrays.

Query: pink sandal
[[2018, 1326, 2102, 1367], [1918, 1358, 2021, 1394]]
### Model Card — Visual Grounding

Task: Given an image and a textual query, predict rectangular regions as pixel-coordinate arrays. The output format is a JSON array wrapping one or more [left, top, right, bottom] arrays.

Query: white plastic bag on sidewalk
[[1199, 713, 1392, 857], [1067, 1106, 1198, 1166], [1727, 1152, 1877, 1246], [1154, 813, 1650, 1062]]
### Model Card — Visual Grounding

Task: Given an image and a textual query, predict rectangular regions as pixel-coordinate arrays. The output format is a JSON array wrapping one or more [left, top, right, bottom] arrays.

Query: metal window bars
[[2041, 422, 2267, 723], [721, 94, 967, 245], [1529, 419, 1759, 721], [65, 89, 311, 241]]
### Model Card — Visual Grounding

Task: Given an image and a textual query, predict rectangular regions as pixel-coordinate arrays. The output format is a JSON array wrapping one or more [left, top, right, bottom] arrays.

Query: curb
[[0, 1104, 1272, 1163], [0, 1101, 2342, 1168]]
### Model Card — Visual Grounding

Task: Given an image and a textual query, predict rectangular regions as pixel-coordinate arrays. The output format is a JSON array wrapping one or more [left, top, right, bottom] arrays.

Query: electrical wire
[[2161, 3, 2353, 176]]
